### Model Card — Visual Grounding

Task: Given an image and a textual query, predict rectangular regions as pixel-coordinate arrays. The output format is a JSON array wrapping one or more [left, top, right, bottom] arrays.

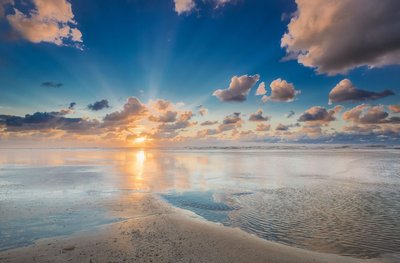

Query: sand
[[0, 193, 395, 263]]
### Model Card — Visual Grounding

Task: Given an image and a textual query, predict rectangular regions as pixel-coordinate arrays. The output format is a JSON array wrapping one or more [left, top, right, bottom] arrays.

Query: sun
[[134, 137, 146, 144]]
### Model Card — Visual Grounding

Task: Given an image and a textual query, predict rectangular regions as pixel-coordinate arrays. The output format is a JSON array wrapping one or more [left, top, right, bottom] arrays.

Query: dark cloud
[[0, 0, 13, 18], [197, 113, 243, 137], [68, 102, 76, 110], [103, 97, 147, 123], [157, 121, 190, 131], [329, 79, 394, 104], [298, 106, 343, 124], [248, 109, 269, 122], [218, 123, 237, 132], [41, 81, 63, 88], [157, 111, 194, 131], [88, 99, 110, 111], [200, 120, 218, 126], [149, 111, 178, 123], [0, 111, 99, 133], [286, 110, 295, 118], [275, 123, 290, 131], [213, 74, 260, 102], [215, 112, 242, 132], [222, 112, 241, 124], [281, 0, 400, 75]]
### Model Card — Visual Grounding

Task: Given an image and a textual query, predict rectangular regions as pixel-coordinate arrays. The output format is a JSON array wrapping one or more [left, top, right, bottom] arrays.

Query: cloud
[[146, 100, 196, 139], [281, 0, 400, 75], [6, 0, 83, 48], [340, 104, 400, 140], [174, 0, 195, 14], [156, 111, 194, 131], [200, 120, 218, 126], [222, 112, 241, 124], [231, 129, 259, 140], [174, 0, 236, 15], [149, 110, 178, 123], [329, 79, 394, 104], [217, 112, 242, 132], [215, 0, 233, 7], [298, 124, 323, 138], [248, 109, 269, 122], [0, 111, 99, 133], [261, 78, 300, 102], [197, 105, 208, 116], [342, 104, 385, 124], [275, 123, 290, 131], [255, 82, 266, 96], [388, 105, 400, 113], [286, 110, 295, 118], [88, 99, 110, 111], [2, 94, 398, 145], [41, 81, 63, 88], [197, 128, 219, 138], [197, 112, 242, 138], [342, 104, 400, 124], [256, 123, 270, 132], [342, 125, 400, 139], [298, 106, 343, 124], [0, 0, 13, 18], [213, 74, 260, 102], [59, 104, 74, 115], [103, 97, 147, 123], [68, 102, 76, 110], [151, 99, 173, 111]]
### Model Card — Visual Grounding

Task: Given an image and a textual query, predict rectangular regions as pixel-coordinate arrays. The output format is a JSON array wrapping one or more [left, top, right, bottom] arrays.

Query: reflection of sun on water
[[136, 150, 146, 164], [134, 150, 146, 186]]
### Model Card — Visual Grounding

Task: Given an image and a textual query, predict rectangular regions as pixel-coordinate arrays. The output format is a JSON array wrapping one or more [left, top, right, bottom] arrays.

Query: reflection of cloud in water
[[1, 148, 400, 258], [115, 151, 193, 192]]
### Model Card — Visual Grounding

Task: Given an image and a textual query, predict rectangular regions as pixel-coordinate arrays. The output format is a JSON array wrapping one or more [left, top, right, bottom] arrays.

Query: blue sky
[[0, 0, 399, 146]]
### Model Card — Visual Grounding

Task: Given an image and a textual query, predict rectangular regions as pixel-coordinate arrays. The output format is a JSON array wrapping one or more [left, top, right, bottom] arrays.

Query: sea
[[0, 146, 399, 259]]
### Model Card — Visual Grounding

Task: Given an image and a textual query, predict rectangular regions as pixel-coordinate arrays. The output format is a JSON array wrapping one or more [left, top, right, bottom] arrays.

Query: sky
[[0, 0, 399, 147]]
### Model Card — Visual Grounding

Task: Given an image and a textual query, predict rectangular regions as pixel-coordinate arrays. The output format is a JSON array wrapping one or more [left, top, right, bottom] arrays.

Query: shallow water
[[0, 148, 399, 258]]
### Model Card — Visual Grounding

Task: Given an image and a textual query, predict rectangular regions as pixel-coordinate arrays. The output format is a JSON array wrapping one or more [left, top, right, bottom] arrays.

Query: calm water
[[0, 148, 399, 259]]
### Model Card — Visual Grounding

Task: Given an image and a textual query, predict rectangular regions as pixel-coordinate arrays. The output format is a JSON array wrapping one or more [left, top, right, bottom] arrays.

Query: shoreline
[[0, 193, 396, 263]]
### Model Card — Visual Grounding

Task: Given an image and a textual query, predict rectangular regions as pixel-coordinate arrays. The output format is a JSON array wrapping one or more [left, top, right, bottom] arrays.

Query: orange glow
[[134, 137, 147, 144]]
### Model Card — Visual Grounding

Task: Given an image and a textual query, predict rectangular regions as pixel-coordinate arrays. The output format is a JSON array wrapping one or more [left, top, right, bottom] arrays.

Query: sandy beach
[[0, 193, 395, 263]]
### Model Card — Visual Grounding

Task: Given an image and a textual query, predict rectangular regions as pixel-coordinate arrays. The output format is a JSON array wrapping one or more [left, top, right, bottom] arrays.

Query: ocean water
[[0, 147, 399, 259]]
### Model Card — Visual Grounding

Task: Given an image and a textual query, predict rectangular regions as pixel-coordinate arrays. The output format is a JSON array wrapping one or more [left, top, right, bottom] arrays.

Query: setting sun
[[134, 137, 146, 144]]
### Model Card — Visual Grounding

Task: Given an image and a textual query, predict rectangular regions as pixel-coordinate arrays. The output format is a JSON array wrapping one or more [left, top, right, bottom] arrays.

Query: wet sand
[[0, 193, 395, 263]]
